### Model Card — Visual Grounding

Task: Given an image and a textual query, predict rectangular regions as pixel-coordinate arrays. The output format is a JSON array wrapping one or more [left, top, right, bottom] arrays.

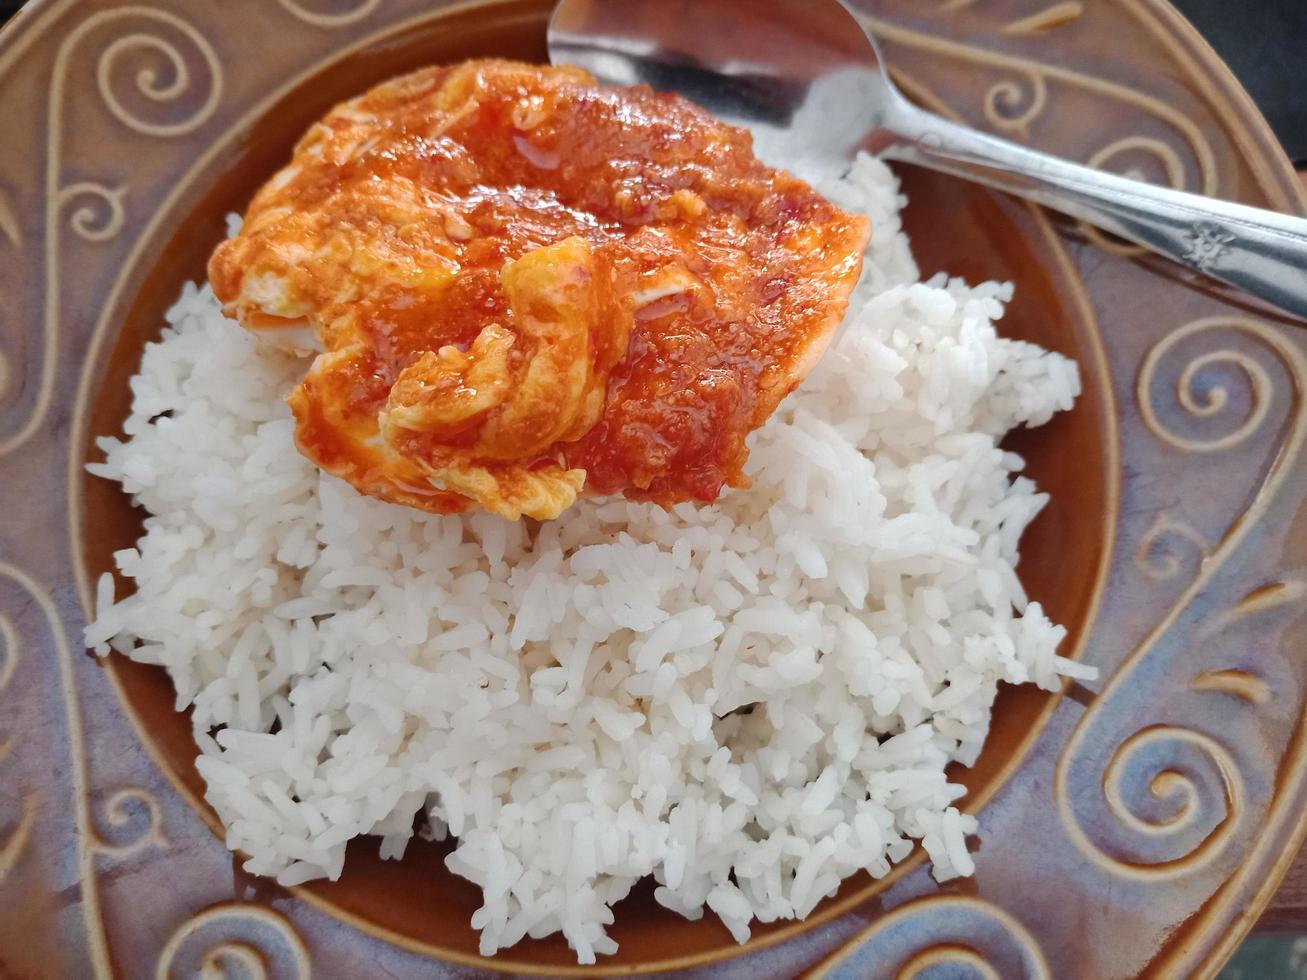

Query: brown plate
[[0, 0, 1304, 977]]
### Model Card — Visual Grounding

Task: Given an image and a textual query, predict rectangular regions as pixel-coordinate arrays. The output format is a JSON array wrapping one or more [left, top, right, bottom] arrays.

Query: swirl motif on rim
[[862, 13, 1220, 262], [89, 787, 171, 859], [896, 946, 1003, 980], [982, 71, 1048, 138], [1134, 512, 1208, 581], [93, 13, 222, 137], [805, 895, 1051, 980], [275, 0, 382, 28], [1105, 726, 1241, 849], [1057, 316, 1303, 882], [862, 14, 1218, 191], [0, 562, 115, 971], [1137, 317, 1279, 453], [1058, 724, 1244, 880], [0, 6, 223, 458], [57, 183, 128, 243], [1082, 137, 1191, 255], [155, 904, 311, 980]]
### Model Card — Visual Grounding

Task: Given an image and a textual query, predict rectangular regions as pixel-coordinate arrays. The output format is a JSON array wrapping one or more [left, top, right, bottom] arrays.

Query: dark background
[[1, 0, 1303, 159], [1170, 0, 1307, 163]]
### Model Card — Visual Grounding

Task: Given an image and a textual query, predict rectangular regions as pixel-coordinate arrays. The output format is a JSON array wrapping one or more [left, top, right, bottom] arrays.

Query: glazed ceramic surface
[[0, 0, 1304, 977]]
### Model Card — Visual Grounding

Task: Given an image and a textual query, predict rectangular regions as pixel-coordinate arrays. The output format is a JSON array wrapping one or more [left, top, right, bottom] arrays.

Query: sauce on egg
[[209, 59, 869, 519]]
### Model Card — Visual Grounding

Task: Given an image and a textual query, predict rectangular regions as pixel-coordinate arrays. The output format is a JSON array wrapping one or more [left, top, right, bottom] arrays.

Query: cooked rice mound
[[87, 155, 1086, 963]]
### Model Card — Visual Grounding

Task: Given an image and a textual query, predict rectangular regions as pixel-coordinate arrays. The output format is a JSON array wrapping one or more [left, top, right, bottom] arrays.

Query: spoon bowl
[[549, 0, 1307, 320], [548, 0, 900, 180]]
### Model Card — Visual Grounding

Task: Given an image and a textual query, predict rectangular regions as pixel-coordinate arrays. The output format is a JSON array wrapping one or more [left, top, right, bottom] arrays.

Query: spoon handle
[[882, 104, 1307, 321]]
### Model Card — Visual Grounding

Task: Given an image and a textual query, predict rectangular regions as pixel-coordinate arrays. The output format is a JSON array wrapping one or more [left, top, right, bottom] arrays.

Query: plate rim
[[2, 0, 1303, 975]]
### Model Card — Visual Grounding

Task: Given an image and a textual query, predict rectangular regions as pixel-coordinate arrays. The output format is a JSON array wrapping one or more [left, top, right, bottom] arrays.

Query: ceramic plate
[[1, 0, 1304, 976]]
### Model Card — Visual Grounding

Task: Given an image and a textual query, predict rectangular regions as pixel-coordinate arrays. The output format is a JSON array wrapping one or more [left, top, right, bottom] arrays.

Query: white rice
[[86, 153, 1086, 963]]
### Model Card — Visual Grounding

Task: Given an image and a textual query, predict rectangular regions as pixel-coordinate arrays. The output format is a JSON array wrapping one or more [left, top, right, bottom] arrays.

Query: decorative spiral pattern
[[274, 0, 381, 28], [1137, 317, 1281, 453], [1059, 717, 1246, 883], [809, 896, 1050, 980], [897, 946, 1003, 980], [1082, 137, 1189, 255], [1057, 310, 1303, 893], [1134, 512, 1208, 581], [57, 183, 127, 243], [866, 7, 1224, 267], [90, 786, 169, 859], [155, 904, 310, 980], [982, 71, 1047, 135], [1095, 726, 1242, 873], [1, 6, 224, 459], [201, 942, 268, 979], [92, 10, 222, 136], [1088, 136, 1186, 189]]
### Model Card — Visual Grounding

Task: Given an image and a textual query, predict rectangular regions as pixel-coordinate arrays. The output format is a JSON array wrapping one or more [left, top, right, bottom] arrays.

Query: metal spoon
[[548, 0, 1307, 321]]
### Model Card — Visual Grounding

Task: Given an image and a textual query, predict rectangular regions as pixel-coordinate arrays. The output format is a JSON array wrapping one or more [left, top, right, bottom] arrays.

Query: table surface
[[1264, 851, 1307, 929]]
